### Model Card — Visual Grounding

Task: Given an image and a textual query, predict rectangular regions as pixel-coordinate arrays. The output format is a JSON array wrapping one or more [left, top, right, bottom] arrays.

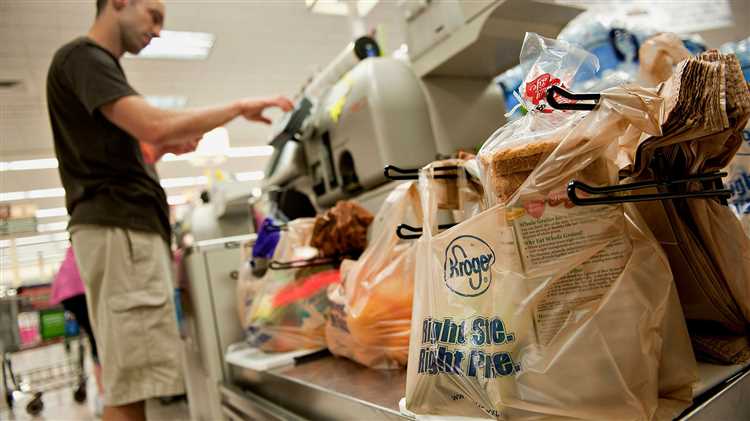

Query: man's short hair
[[96, 0, 107, 16]]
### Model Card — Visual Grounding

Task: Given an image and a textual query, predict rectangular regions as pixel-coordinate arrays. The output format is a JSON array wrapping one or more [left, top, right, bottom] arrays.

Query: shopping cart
[[1, 285, 87, 416]]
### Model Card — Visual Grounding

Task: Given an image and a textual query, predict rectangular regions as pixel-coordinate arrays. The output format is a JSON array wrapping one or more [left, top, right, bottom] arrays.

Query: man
[[46, 1, 293, 420]]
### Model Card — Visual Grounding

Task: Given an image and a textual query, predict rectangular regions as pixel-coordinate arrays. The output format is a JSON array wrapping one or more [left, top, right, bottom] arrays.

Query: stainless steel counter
[[226, 353, 409, 421], [224, 353, 750, 421], [678, 363, 750, 420]]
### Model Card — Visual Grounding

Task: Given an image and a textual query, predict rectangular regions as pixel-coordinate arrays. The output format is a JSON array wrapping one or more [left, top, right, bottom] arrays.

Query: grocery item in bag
[[406, 52, 696, 420], [311, 200, 374, 259], [480, 33, 598, 204], [250, 217, 283, 277], [244, 218, 340, 352]]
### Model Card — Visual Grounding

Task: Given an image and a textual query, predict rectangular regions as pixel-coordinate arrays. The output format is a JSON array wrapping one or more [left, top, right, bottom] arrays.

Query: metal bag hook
[[268, 257, 337, 270], [545, 85, 600, 111], [395, 223, 458, 240], [567, 172, 732, 206]]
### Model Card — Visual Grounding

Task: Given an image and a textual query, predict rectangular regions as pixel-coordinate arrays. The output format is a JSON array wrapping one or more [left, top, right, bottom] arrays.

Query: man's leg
[[61, 293, 106, 415], [61, 294, 104, 394], [72, 225, 185, 421]]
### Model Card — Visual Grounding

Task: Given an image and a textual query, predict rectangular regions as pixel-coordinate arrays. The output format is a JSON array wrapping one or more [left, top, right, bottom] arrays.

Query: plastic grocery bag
[[326, 161, 484, 369], [405, 85, 696, 420], [638, 33, 692, 86], [244, 218, 341, 352], [325, 183, 421, 369], [483, 33, 598, 205]]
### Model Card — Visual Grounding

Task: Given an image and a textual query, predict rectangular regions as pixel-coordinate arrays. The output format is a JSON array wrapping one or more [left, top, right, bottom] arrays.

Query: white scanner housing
[[303, 57, 436, 206]]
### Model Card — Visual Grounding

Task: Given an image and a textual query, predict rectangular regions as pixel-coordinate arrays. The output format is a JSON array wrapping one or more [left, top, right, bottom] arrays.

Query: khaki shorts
[[72, 225, 185, 406]]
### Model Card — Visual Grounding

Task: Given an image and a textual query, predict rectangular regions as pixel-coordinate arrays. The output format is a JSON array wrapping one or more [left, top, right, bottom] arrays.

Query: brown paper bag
[[627, 50, 750, 364]]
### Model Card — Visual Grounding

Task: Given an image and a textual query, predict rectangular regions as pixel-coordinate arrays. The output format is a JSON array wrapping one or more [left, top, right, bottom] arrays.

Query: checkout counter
[[185, 1, 750, 420], [220, 353, 750, 421], [178, 181, 257, 421]]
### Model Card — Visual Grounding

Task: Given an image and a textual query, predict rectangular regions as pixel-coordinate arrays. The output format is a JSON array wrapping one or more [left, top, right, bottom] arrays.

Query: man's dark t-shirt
[[46, 37, 170, 244]]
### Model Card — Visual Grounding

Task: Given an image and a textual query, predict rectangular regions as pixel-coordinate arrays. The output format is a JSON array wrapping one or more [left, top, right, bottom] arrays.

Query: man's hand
[[237, 96, 294, 125], [162, 137, 201, 156], [140, 142, 159, 164], [140, 137, 200, 164]]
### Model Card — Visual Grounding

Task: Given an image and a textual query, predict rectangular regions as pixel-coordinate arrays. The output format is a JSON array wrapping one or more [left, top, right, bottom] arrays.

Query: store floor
[[1, 341, 191, 420]]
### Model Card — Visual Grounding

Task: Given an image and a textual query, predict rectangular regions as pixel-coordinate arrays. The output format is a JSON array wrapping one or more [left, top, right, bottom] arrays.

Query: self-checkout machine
[[259, 0, 583, 216], [259, 35, 438, 217]]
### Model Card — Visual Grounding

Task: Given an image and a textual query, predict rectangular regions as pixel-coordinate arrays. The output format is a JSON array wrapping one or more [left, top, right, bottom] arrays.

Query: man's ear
[[112, 0, 129, 11]]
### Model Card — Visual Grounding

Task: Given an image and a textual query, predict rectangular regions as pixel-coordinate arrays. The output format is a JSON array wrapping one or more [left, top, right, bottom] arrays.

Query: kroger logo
[[443, 235, 495, 297]]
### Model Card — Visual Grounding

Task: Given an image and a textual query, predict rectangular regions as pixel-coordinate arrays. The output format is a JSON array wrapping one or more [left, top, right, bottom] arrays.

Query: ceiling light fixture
[[0, 158, 58, 172], [0, 192, 26, 202], [145, 96, 188, 109], [160, 171, 265, 188], [0, 232, 70, 249], [305, 0, 378, 16], [27, 188, 66, 199], [37, 221, 68, 233], [2, 180, 199, 204], [2, 168, 266, 206], [0, 188, 65, 202], [167, 195, 187, 206], [2, 146, 272, 171], [160, 176, 209, 189], [235, 171, 265, 182], [125, 30, 215, 60], [35, 207, 68, 219], [162, 145, 273, 162], [2, 181, 203, 204], [226, 146, 275, 158]]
